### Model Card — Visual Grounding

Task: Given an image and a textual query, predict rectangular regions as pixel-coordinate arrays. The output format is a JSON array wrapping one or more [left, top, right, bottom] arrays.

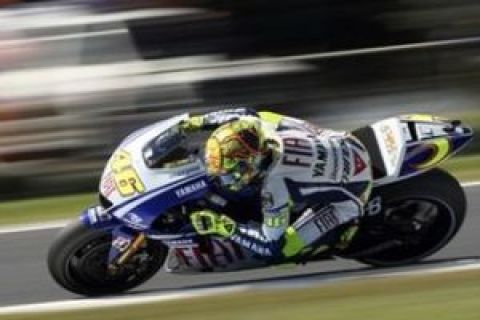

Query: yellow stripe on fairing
[[415, 138, 451, 169], [404, 114, 447, 122]]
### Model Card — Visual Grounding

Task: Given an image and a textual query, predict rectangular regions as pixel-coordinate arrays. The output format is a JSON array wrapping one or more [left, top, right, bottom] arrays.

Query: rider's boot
[[282, 200, 361, 258]]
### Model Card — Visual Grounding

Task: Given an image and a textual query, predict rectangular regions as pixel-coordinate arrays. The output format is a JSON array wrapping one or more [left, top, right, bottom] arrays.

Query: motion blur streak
[[0, 1, 479, 199]]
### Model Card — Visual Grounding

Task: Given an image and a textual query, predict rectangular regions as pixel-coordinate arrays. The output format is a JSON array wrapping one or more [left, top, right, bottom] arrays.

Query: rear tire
[[47, 221, 167, 296], [352, 169, 466, 267]]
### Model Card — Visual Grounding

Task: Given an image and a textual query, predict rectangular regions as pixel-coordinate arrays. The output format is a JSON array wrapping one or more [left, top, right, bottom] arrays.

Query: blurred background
[[0, 0, 479, 200]]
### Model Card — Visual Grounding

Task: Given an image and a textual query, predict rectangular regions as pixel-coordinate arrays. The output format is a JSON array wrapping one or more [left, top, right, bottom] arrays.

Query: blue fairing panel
[[80, 205, 122, 229], [400, 134, 473, 177], [104, 174, 210, 231]]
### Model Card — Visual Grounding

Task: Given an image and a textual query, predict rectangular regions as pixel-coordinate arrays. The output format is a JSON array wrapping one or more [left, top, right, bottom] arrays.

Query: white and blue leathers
[[197, 108, 372, 259]]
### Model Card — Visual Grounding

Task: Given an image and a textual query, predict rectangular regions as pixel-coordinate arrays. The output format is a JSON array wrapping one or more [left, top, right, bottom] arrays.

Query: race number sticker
[[110, 150, 146, 197]]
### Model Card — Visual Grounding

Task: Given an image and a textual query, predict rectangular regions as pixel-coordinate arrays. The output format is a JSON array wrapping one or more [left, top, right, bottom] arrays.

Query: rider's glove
[[190, 210, 236, 237], [179, 115, 205, 132]]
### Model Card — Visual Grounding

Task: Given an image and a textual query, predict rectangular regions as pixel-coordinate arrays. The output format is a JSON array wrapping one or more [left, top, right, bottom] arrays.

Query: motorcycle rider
[[181, 108, 372, 260]]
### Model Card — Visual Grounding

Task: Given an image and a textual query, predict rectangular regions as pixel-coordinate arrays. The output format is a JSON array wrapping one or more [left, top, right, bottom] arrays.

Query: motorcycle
[[47, 112, 474, 296]]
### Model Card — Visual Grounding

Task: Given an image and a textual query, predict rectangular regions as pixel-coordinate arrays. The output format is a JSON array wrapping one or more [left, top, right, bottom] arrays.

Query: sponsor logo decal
[[353, 150, 367, 175], [174, 239, 245, 268], [100, 172, 116, 197], [231, 234, 273, 256], [313, 206, 340, 233], [365, 196, 382, 216], [312, 139, 328, 177], [112, 236, 132, 252], [175, 180, 208, 198], [122, 212, 147, 229], [329, 139, 339, 181], [381, 125, 399, 168], [340, 140, 351, 182], [205, 108, 247, 125], [282, 137, 313, 168]]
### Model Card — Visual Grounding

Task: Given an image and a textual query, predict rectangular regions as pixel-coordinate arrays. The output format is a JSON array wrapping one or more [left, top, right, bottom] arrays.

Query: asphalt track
[[0, 185, 479, 308]]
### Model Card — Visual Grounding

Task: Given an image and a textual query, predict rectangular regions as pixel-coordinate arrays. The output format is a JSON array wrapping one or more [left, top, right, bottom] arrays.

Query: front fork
[[108, 226, 147, 271], [80, 206, 149, 270]]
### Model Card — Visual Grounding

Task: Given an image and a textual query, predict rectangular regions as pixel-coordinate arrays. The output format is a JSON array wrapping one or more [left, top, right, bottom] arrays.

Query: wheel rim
[[362, 197, 456, 265], [64, 234, 164, 293]]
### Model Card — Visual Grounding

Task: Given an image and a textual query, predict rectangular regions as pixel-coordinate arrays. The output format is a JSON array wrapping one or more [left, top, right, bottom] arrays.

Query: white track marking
[[462, 181, 480, 188], [0, 286, 247, 315], [0, 220, 72, 235], [0, 262, 479, 315], [0, 180, 479, 235]]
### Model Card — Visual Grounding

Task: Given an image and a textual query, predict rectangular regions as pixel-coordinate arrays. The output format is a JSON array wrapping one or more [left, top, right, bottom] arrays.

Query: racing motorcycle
[[47, 112, 474, 296]]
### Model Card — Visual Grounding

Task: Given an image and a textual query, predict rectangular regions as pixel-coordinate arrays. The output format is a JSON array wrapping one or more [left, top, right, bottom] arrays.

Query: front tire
[[47, 221, 167, 296], [352, 169, 466, 267]]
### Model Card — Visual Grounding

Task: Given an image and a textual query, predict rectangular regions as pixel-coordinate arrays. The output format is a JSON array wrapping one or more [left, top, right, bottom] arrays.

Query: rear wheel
[[47, 221, 167, 296], [349, 169, 466, 267]]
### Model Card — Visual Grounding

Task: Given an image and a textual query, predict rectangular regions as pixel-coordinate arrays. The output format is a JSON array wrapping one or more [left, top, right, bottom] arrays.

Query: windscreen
[[142, 128, 189, 168]]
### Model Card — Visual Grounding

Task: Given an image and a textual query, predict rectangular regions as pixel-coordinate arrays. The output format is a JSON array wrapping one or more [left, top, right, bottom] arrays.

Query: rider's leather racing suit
[[189, 108, 372, 260]]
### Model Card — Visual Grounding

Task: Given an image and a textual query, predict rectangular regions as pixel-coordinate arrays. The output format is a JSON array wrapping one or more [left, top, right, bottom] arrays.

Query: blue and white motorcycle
[[48, 112, 474, 296]]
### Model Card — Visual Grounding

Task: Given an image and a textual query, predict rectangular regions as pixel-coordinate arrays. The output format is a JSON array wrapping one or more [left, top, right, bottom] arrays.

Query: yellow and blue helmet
[[205, 118, 265, 191]]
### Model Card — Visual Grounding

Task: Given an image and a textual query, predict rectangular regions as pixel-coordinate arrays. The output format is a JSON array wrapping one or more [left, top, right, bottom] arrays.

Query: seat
[[352, 126, 387, 180]]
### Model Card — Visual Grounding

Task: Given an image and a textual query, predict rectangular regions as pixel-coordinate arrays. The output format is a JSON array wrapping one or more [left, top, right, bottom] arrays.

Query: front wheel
[[349, 169, 466, 267], [47, 221, 167, 296]]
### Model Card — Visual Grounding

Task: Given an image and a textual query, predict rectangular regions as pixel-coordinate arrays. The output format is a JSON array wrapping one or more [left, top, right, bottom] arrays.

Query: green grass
[[0, 193, 96, 226], [442, 154, 480, 181], [3, 269, 480, 320]]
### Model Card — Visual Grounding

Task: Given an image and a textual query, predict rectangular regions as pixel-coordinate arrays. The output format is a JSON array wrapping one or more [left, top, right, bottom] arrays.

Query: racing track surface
[[0, 185, 479, 307]]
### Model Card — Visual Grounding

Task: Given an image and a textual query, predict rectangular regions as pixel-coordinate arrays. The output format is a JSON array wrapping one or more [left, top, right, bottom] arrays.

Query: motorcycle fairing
[[93, 173, 211, 265], [371, 117, 407, 179], [80, 205, 122, 230], [111, 173, 209, 230], [365, 114, 473, 185], [98, 113, 204, 208], [164, 237, 264, 272], [86, 113, 213, 231], [400, 136, 472, 176], [83, 173, 210, 231]]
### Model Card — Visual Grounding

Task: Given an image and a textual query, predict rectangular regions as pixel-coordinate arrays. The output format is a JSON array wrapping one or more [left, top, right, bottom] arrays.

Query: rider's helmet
[[205, 118, 265, 191]]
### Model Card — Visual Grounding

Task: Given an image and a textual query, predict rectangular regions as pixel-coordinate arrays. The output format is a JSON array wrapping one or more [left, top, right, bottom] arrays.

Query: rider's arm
[[191, 181, 292, 259], [227, 177, 294, 259], [257, 111, 308, 130], [259, 111, 340, 135], [181, 107, 258, 131]]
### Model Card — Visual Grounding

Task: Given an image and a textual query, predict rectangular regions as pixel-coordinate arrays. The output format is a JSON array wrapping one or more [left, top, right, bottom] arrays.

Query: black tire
[[47, 220, 167, 296], [354, 168, 466, 267]]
